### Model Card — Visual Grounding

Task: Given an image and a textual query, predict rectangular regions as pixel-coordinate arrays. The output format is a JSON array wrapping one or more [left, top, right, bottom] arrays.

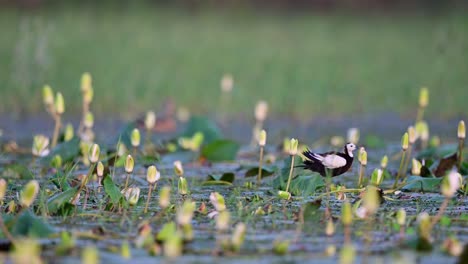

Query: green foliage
[[47, 187, 78, 215], [244, 166, 276, 178], [1, 164, 34, 179], [402, 176, 442, 192], [204, 172, 235, 185], [40, 138, 81, 165], [2, 210, 54, 238], [103, 176, 123, 205], [201, 139, 240, 162], [181, 116, 222, 144]]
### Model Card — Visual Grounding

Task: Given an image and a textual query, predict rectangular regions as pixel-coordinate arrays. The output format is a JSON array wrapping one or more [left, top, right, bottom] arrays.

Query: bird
[[301, 143, 357, 176]]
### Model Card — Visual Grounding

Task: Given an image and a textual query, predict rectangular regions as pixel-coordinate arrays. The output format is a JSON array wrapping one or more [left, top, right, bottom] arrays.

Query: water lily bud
[[176, 200, 196, 226], [442, 237, 463, 257], [88, 143, 100, 164], [254, 100, 268, 122], [0, 179, 7, 201], [411, 159, 422, 175], [159, 186, 171, 209], [20, 180, 40, 208], [419, 87, 429, 108], [347, 128, 359, 144], [415, 121, 429, 141], [231, 222, 246, 252], [12, 239, 42, 264], [341, 201, 352, 226], [441, 170, 461, 198], [32, 134, 50, 157], [117, 142, 127, 157], [81, 72, 92, 92], [209, 192, 226, 212], [289, 138, 298, 155], [64, 123, 74, 141], [173, 161, 184, 176], [220, 74, 234, 93], [417, 212, 432, 240], [325, 219, 335, 236], [283, 138, 291, 153], [178, 177, 188, 195], [123, 187, 140, 206], [363, 185, 380, 215], [42, 85, 54, 106], [131, 128, 141, 147], [146, 165, 160, 184], [51, 155, 62, 168], [396, 208, 406, 226], [401, 132, 409, 150], [83, 87, 94, 105], [258, 129, 267, 147], [429, 136, 440, 148], [125, 155, 134, 173], [370, 169, 384, 186], [408, 126, 418, 144], [84, 112, 94, 129], [192, 132, 204, 150], [273, 240, 289, 255], [325, 245, 336, 257], [458, 120, 465, 139], [121, 241, 131, 259], [145, 111, 156, 130], [339, 244, 356, 264], [55, 92, 65, 114], [97, 161, 104, 177], [164, 232, 182, 259], [277, 190, 291, 200], [82, 246, 98, 264], [380, 155, 388, 169], [358, 147, 367, 165], [216, 210, 230, 231]]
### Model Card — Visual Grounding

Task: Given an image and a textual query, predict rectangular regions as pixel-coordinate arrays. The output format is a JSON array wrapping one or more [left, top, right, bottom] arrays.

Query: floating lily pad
[[201, 139, 240, 162], [1, 163, 34, 179], [204, 172, 235, 185], [181, 116, 222, 144], [244, 166, 276, 178], [2, 210, 54, 238], [401, 176, 442, 193], [47, 187, 78, 215], [40, 137, 80, 165]]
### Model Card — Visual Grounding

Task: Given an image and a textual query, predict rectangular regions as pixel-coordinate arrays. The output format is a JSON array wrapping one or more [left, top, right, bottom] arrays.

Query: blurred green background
[[1, 1, 467, 119]]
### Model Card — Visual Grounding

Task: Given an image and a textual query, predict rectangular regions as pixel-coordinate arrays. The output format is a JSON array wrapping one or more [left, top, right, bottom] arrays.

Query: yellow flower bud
[[341, 201, 352, 226], [209, 192, 226, 212], [325, 219, 335, 236], [220, 74, 234, 93], [231, 222, 246, 252], [178, 177, 188, 195], [81, 72, 92, 92], [419, 87, 429, 108], [84, 112, 94, 129], [125, 155, 134, 173], [216, 210, 230, 231], [370, 169, 384, 186], [380, 155, 388, 169], [121, 241, 131, 259], [82, 246, 98, 264], [64, 123, 74, 141], [339, 244, 356, 264], [258, 129, 267, 147], [131, 128, 141, 147], [83, 87, 93, 104], [145, 111, 156, 131], [159, 186, 171, 209], [396, 208, 406, 226], [88, 143, 100, 164], [289, 138, 298, 156], [55, 92, 65, 114], [358, 147, 367, 165], [278, 190, 291, 200], [411, 159, 422, 175], [408, 126, 418, 144], [176, 200, 195, 226], [458, 120, 465, 139], [346, 128, 359, 144], [173, 161, 184, 176], [42, 85, 54, 106], [415, 121, 429, 141], [363, 185, 380, 215], [97, 161, 104, 177], [401, 132, 409, 150], [146, 165, 160, 184], [441, 170, 461, 198], [20, 180, 40, 208], [32, 135, 50, 157]]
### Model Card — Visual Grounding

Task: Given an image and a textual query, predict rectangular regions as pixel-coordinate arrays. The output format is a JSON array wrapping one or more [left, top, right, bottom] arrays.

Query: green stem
[[285, 155, 295, 193], [402, 145, 413, 179], [416, 106, 425, 123], [124, 173, 131, 190], [51, 114, 61, 148], [458, 139, 464, 171], [144, 183, 153, 214], [393, 150, 407, 189], [358, 164, 366, 188], [257, 146, 264, 188], [316, 188, 365, 199], [71, 163, 96, 207]]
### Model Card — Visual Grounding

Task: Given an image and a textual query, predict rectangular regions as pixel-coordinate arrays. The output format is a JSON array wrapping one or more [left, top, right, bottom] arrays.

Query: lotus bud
[[42, 85, 54, 106], [82, 246, 98, 264], [178, 177, 188, 195], [458, 120, 465, 139], [370, 169, 384, 186], [363, 185, 380, 215], [358, 147, 367, 165], [83, 87, 93, 104], [84, 112, 94, 129], [277, 190, 291, 200], [380, 155, 388, 169], [411, 159, 422, 175], [396, 208, 406, 226], [216, 210, 230, 231], [341, 201, 352, 226], [64, 123, 74, 141], [220, 74, 234, 93], [258, 129, 267, 147], [231, 222, 246, 252], [419, 87, 429, 108], [81, 72, 92, 92], [144, 111, 156, 130], [176, 200, 195, 226], [289, 138, 298, 156], [441, 170, 461, 198], [417, 212, 432, 240], [146, 165, 160, 184], [254, 100, 268, 122], [32, 135, 50, 157], [0, 179, 7, 201], [339, 244, 356, 264], [125, 155, 134, 173], [124, 187, 140, 206], [20, 180, 40, 208], [210, 192, 226, 212], [415, 121, 429, 141], [283, 138, 291, 153], [325, 219, 335, 236], [164, 233, 182, 259], [87, 143, 99, 164], [159, 186, 171, 209], [55, 92, 65, 114], [346, 128, 359, 144], [97, 162, 104, 178], [408, 126, 418, 144], [173, 161, 184, 176], [117, 142, 127, 157], [51, 155, 62, 168], [131, 128, 141, 147], [401, 132, 409, 150]]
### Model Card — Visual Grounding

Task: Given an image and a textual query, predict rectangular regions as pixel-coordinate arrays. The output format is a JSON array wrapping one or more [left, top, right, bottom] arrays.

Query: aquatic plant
[[393, 132, 409, 188], [144, 165, 160, 213], [357, 147, 367, 187], [257, 129, 267, 187], [284, 138, 298, 195], [457, 120, 465, 171]]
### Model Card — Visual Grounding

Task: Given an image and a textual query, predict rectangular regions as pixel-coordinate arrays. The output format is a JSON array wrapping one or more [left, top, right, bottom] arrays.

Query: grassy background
[[0, 5, 467, 119]]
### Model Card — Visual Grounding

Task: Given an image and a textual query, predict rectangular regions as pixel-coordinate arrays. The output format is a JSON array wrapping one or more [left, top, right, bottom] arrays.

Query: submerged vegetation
[[0, 74, 466, 263]]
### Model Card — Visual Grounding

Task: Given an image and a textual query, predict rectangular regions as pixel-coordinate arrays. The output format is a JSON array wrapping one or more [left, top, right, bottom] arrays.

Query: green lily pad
[[156, 221, 177, 242], [201, 139, 240, 162], [181, 116, 222, 144], [1, 163, 34, 179], [47, 187, 78, 215], [289, 174, 325, 196], [40, 137, 80, 165], [401, 176, 442, 192], [244, 166, 276, 178], [203, 172, 235, 185], [103, 176, 123, 204], [2, 210, 54, 238]]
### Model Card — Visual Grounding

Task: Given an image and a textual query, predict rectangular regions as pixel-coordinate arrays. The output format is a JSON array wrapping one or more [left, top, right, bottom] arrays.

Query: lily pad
[[47, 187, 78, 215], [401, 176, 442, 193], [289, 174, 325, 196], [244, 166, 276, 178], [40, 137, 80, 165], [103, 176, 123, 204], [1, 163, 34, 179], [2, 210, 54, 238], [201, 139, 240, 162], [203, 172, 235, 185], [181, 116, 222, 144]]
